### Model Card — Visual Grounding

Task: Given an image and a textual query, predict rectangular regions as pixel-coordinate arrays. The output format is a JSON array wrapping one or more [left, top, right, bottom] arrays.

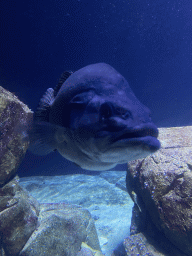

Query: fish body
[[29, 63, 160, 170]]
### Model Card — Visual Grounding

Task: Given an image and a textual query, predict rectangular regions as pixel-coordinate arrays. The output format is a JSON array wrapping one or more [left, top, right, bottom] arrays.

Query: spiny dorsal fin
[[54, 71, 73, 97], [34, 88, 54, 122]]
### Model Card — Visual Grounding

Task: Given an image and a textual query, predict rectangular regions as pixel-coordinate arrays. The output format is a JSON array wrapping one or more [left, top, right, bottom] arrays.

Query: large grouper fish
[[29, 63, 160, 170]]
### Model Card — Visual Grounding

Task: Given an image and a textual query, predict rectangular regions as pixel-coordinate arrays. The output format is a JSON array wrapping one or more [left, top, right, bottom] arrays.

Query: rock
[[124, 205, 188, 256], [0, 86, 33, 186], [126, 126, 192, 256], [0, 176, 40, 256], [124, 232, 160, 256], [124, 231, 188, 256], [20, 202, 101, 256], [19, 173, 133, 255], [77, 242, 104, 256]]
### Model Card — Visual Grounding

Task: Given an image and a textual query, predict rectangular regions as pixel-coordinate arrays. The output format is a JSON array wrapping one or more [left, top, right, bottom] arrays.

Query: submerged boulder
[[0, 176, 103, 256], [0, 86, 33, 186], [0, 176, 40, 256], [20, 202, 102, 256], [124, 228, 188, 256], [126, 126, 192, 256]]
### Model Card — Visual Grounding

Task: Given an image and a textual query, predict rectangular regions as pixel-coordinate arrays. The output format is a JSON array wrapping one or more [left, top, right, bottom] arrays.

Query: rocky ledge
[[126, 126, 192, 256]]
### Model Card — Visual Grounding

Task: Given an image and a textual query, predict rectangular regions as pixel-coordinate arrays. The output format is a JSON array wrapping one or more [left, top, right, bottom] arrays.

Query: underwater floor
[[20, 171, 133, 256]]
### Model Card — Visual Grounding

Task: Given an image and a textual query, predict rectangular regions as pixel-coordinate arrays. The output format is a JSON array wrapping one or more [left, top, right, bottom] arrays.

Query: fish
[[131, 191, 142, 212], [29, 63, 160, 171]]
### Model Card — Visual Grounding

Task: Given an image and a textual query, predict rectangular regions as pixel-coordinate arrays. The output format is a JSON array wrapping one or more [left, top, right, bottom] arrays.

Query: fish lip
[[97, 123, 161, 151], [112, 124, 160, 151], [112, 124, 159, 142], [113, 136, 161, 152]]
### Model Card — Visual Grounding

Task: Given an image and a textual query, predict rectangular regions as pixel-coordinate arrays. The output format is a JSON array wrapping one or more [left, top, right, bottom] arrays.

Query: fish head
[[65, 64, 160, 169]]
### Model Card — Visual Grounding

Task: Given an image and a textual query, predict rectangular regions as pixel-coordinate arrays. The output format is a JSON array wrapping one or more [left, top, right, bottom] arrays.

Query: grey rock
[[126, 126, 192, 256], [20, 173, 133, 255], [0, 86, 33, 186], [77, 248, 95, 256], [20, 171, 133, 256], [0, 176, 40, 256], [77, 242, 105, 256], [124, 232, 188, 256], [20, 203, 101, 256]]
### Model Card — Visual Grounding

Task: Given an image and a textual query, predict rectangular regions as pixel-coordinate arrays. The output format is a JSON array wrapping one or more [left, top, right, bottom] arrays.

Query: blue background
[[1, 0, 191, 176]]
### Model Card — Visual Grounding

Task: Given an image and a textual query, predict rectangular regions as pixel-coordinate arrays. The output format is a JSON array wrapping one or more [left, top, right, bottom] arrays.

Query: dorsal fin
[[54, 71, 73, 97], [34, 88, 54, 122]]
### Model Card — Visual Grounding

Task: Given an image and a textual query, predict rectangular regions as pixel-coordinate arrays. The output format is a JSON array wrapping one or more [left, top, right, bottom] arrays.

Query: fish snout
[[99, 102, 132, 132]]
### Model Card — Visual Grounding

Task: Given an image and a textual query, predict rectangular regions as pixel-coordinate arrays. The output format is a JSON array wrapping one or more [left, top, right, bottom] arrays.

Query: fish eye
[[70, 91, 94, 106], [100, 102, 113, 121]]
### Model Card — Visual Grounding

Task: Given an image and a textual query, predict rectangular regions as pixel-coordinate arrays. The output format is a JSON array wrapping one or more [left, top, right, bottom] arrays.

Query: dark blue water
[[1, 0, 191, 176]]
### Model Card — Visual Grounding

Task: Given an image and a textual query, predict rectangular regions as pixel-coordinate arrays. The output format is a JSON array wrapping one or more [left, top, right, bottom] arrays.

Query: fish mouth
[[98, 123, 161, 152]]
